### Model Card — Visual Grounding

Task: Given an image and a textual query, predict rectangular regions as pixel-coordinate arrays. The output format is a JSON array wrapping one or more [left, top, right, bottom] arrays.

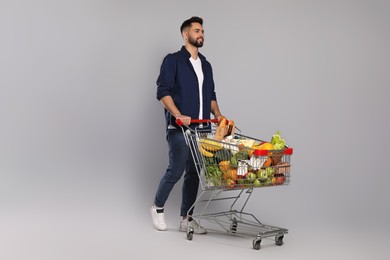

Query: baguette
[[227, 120, 235, 137], [214, 117, 228, 141]]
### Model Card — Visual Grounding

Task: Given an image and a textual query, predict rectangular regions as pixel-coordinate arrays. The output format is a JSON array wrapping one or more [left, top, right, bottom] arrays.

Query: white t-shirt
[[189, 57, 204, 121]]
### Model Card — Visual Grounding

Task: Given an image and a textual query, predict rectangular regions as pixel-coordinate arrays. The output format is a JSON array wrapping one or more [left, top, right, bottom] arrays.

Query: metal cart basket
[[178, 119, 293, 250]]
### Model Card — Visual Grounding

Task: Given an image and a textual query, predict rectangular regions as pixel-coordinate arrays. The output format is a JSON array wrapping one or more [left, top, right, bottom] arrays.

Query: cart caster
[[275, 235, 284, 246], [252, 238, 262, 250], [187, 227, 194, 241], [230, 219, 238, 233]]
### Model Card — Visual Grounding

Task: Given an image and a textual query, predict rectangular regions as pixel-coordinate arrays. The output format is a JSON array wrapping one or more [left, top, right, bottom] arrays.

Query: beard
[[188, 35, 204, 48]]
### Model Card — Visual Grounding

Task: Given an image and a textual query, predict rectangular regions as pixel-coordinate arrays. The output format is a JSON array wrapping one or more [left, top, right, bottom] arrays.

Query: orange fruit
[[219, 161, 231, 172]]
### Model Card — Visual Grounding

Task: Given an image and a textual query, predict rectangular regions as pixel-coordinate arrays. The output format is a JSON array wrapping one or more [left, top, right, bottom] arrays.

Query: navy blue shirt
[[156, 46, 217, 129]]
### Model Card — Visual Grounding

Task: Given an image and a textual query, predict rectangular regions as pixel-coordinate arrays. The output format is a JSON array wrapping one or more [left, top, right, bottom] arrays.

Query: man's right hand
[[175, 114, 191, 126], [216, 115, 225, 125]]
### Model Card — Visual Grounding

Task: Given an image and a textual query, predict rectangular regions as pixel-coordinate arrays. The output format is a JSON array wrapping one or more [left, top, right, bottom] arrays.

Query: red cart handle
[[176, 118, 220, 126]]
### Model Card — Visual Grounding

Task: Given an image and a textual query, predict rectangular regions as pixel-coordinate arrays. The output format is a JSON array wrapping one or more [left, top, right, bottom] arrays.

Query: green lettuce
[[271, 131, 286, 150]]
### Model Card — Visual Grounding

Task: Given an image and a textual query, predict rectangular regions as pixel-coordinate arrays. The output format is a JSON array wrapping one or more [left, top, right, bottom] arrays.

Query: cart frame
[[178, 119, 292, 250]]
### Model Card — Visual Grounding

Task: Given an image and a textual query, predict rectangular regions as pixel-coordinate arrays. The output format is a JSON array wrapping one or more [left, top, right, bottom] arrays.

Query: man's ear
[[182, 31, 188, 41]]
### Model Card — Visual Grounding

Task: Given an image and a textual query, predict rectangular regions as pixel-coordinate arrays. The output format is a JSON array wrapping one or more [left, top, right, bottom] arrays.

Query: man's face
[[186, 23, 204, 48]]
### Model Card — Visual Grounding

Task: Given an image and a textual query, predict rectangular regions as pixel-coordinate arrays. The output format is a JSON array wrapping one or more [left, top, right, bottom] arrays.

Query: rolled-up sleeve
[[211, 91, 217, 101], [156, 54, 176, 101]]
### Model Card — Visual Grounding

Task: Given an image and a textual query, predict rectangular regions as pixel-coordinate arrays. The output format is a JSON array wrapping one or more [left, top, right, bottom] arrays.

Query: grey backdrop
[[1, 0, 389, 259]]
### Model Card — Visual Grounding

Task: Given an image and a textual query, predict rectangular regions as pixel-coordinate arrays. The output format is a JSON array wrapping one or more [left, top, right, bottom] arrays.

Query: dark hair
[[180, 16, 203, 33]]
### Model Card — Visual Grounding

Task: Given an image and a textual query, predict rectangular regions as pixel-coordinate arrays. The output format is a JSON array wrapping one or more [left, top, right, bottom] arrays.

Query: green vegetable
[[230, 156, 238, 167], [205, 165, 222, 186], [233, 150, 249, 161], [214, 149, 233, 163], [271, 131, 286, 150], [203, 156, 216, 166]]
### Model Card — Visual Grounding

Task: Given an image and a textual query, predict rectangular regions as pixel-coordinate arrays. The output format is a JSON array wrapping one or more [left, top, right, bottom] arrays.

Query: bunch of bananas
[[198, 139, 223, 157]]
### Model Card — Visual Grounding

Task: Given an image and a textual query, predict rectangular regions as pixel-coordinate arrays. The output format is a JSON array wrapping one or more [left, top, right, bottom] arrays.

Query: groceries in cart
[[198, 121, 292, 190]]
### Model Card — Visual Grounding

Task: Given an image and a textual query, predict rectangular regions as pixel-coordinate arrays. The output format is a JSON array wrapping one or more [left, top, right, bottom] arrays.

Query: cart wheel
[[230, 219, 238, 233], [187, 226, 194, 241], [252, 238, 261, 250], [275, 235, 284, 246], [187, 231, 193, 240]]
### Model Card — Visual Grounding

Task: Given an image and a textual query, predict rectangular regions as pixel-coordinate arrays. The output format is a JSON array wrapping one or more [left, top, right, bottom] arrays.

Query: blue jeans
[[154, 129, 199, 217]]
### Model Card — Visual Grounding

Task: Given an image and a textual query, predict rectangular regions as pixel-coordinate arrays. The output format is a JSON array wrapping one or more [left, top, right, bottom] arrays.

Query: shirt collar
[[180, 46, 206, 61]]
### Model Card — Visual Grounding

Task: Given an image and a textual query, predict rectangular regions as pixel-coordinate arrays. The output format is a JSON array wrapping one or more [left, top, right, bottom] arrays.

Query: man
[[150, 16, 223, 233]]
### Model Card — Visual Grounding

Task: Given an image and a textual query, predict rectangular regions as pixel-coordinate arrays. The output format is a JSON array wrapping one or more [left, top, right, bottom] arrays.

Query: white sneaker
[[179, 218, 207, 234], [150, 205, 167, 231]]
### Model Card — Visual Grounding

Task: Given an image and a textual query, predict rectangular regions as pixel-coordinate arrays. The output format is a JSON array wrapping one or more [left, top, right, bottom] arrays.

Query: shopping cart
[[177, 118, 293, 250]]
